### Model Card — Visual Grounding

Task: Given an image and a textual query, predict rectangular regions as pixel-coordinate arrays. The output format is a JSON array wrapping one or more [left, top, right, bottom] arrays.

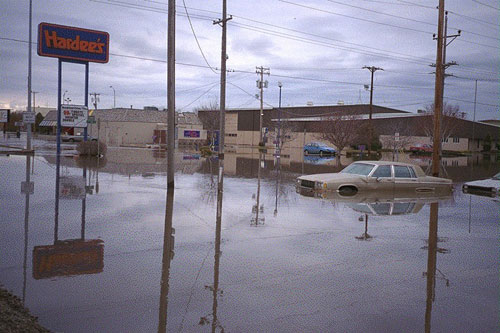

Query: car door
[[369, 165, 394, 191], [394, 165, 419, 192]]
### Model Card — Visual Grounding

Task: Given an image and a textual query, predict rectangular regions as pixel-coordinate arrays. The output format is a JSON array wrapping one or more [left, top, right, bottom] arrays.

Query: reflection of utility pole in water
[[22, 155, 33, 304], [274, 154, 281, 216], [158, 187, 175, 332], [424, 202, 438, 333]]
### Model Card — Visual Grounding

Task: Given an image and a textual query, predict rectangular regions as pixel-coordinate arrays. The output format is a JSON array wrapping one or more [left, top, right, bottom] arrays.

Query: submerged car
[[296, 161, 453, 196], [462, 172, 500, 197], [303, 142, 336, 156]]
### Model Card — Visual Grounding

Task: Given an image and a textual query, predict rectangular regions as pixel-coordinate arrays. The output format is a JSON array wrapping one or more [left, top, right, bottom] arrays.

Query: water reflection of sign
[[60, 176, 86, 199], [183, 154, 200, 160], [33, 239, 104, 279], [0, 109, 9, 123], [21, 181, 34, 194], [184, 130, 200, 138], [38, 22, 110, 63], [61, 105, 88, 128]]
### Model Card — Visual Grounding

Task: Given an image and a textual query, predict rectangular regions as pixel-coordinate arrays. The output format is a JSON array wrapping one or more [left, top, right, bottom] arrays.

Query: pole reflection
[[22, 154, 33, 304], [158, 187, 175, 333], [424, 202, 438, 333]]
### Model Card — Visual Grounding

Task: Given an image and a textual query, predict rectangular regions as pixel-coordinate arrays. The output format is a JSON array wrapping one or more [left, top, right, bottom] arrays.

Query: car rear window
[[341, 163, 375, 176], [372, 165, 391, 177], [394, 165, 412, 178]]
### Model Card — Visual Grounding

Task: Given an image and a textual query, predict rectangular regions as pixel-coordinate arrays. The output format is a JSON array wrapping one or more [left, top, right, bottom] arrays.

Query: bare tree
[[420, 102, 466, 141], [379, 119, 414, 153], [266, 117, 299, 150], [317, 114, 363, 155], [196, 100, 219, 145]]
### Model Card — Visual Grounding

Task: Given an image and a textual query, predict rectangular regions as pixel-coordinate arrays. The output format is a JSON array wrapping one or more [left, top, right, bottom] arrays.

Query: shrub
[[76, 140, 107, 156]]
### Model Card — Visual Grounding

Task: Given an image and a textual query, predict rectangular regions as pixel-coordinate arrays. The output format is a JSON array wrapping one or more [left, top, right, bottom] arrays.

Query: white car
[[296, 161, 453, 196], [462, 172, 500, 197]]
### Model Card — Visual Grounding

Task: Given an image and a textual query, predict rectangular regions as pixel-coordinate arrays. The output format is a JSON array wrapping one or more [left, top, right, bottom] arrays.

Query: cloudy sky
[[1, 0, 498, 120]]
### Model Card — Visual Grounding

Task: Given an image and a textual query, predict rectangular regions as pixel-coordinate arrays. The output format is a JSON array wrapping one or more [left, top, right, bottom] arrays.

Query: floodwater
[[1, 144, 499, 332]]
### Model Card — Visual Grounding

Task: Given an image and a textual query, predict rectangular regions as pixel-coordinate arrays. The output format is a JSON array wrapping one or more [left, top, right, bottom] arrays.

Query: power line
[[181, 0, 217, 74], [472, 0, 500, 10]]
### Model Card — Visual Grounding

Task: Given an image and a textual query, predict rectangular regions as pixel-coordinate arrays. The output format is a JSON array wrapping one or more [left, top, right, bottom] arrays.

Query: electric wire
[[472, 0, 500, 11], [181, 0, 217, 74]]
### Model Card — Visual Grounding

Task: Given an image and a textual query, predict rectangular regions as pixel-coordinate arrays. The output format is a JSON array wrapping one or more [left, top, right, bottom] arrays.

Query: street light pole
[[109, 85, 116, 109], [277, 82, 282, 155], [26, 0, 33, 151]]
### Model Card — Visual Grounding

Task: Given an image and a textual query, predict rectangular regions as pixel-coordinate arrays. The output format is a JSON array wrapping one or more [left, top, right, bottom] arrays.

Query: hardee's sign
[[38, 22, 109, 63]]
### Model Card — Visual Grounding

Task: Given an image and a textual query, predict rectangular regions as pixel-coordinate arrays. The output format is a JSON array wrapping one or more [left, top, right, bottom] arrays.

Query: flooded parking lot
[[1, 145, 499, 332]]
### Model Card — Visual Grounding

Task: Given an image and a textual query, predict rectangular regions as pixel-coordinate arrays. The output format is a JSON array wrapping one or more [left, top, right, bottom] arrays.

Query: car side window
[[372, 165, 391, 178], [394, 165, 411, 178]]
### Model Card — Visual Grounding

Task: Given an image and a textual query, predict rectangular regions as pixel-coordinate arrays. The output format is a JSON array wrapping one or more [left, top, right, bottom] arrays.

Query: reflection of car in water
[[462, 172, 500, 198], [296, 161, 453, 196], [61, 135, 97, 142], [303, 142, 336, 156], [296, 186, 452, 216], [303, 155, 336, 165]]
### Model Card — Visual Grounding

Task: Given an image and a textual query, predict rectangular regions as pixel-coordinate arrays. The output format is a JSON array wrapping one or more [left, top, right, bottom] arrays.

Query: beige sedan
[[296, 161, 453, 196]]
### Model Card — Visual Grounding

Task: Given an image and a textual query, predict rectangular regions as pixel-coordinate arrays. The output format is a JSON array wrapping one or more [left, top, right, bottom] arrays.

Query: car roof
[[352, 160, 419, 167]]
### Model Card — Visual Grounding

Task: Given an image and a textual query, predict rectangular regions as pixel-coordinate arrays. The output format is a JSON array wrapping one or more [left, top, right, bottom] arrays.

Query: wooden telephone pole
[[363, 65, 383, 155], [432, 0, 445, 177]]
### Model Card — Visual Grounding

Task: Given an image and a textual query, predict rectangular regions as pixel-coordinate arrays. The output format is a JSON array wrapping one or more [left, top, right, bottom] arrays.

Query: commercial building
[[40, 108, 206, 146], [198, 104, 499, 152]]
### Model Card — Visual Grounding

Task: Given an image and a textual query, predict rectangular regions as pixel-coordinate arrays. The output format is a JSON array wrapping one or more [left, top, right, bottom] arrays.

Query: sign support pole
[[57, 59, 62, 155], [84, 62, 89, 141]]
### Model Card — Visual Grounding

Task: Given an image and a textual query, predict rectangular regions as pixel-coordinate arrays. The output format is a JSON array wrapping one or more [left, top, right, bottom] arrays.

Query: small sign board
[[38, 22, 109, 63], [32, 239, 104, 279], [0, 109, 9, 123], [87, 115, 96, 124], [60, 176, 86, 200], [183, 130, 200, 138], [23, 111, 36, 124], [61, 105, 88, 128], [14, 121, 23, 127]]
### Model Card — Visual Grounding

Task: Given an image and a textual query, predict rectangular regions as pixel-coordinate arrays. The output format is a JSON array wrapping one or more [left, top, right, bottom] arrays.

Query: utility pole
[[432, 0, 446, 177], [363, 65, 383, 155], [211, 2, 231, 318], [256, 66, 270, 146], [167, 0, 176, 188], [26, 0, 33, 151]]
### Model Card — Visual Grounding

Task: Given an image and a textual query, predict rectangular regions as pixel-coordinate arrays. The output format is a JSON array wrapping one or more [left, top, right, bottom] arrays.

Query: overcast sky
[[1, 0, 498, 120]]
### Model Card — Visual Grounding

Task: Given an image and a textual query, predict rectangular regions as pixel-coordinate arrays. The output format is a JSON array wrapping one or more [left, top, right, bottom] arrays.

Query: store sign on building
[[184, 130, 200, 138], [0, 109, 9, 123], [38, 22, 109, 63], [62, 105, 88, 128]]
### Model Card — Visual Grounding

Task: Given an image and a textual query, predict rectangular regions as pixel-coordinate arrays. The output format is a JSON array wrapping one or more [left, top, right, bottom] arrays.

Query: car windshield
[[492, 172, 500, 180], [341, 163, 375, 176]]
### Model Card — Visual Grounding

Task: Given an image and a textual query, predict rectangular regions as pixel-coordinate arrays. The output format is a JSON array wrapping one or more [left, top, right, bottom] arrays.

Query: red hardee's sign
[[38, 22, 109, 63]]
